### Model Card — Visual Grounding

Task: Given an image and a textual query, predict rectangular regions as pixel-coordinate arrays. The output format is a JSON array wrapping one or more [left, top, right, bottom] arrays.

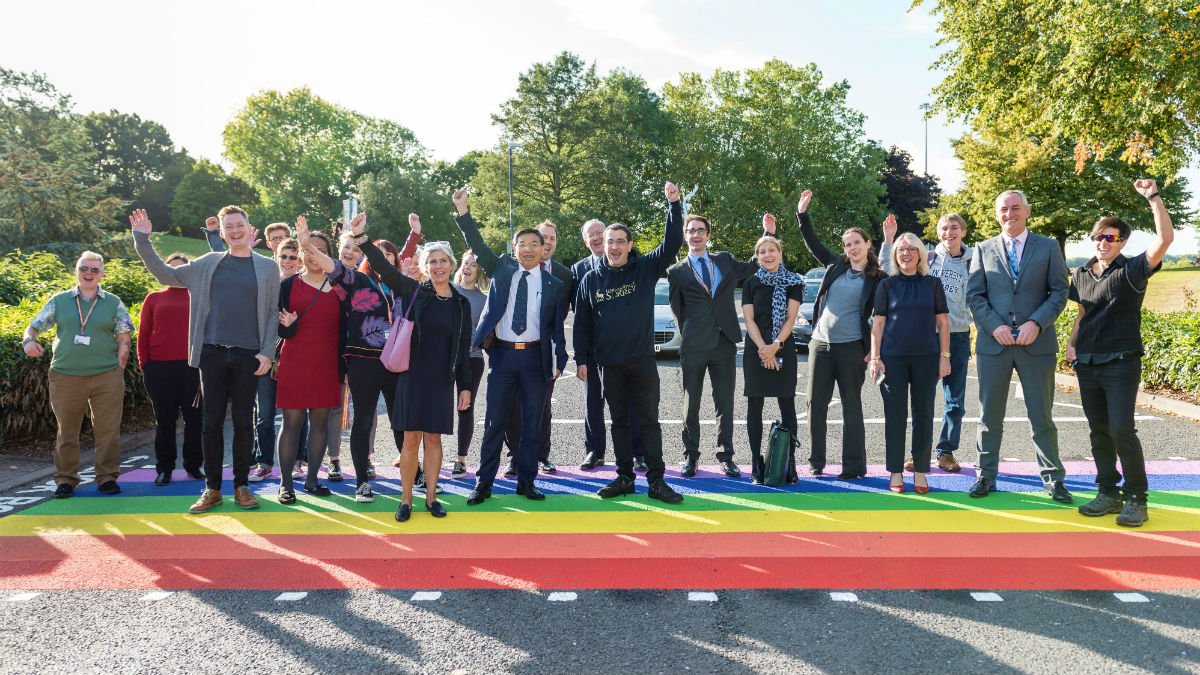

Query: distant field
[[147, 233, 270, 260], [1145, 267, 1200, 312]]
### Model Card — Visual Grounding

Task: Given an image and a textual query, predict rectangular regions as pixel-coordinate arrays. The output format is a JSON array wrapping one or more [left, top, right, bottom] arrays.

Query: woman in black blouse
[[870, 232, 951, 494], [742, 226, 806, 483], [1067, 179, 1174, 527]]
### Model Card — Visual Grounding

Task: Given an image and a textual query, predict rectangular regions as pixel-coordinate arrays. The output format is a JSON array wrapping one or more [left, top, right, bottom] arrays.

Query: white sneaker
[[355, 483, 374, 503], [247, 464, 271, 482]]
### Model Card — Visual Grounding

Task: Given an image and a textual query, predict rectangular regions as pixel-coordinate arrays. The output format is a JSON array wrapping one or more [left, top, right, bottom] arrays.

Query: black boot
[[751, 454, 764, 484]]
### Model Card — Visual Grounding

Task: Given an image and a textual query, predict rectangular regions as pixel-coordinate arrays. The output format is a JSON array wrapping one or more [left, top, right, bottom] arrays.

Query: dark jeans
[[457, 357, 486, 458], [198, 345, 259, 490], [806, 339, 867, 475], [746, 396, 798, 459], [475, 346, 548, 487], [935, 331, 971, 457], [347, 357, 398, 486], [142, 359, 203, 474], [602, 353, 665, 481], [680, 340, 737, 462], [1076, 356, 1147, 496], [880, 354, 939, 474], [253, 375, 277, 467]]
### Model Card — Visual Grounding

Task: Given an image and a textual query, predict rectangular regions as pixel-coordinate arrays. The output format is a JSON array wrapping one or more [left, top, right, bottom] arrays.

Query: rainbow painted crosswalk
[[1, 461, 1197, 591]]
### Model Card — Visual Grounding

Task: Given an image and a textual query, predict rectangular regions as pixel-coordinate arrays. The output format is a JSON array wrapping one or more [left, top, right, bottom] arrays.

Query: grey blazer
[[966, 231, 1068, 356], [133, 232, 281, 367]]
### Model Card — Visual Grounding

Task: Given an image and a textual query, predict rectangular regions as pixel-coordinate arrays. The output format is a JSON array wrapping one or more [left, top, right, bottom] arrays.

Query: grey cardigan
[[133, 231, 281, 367]]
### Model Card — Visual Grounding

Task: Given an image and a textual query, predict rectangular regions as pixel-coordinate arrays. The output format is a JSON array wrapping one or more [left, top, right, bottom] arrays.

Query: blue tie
[[1006, 239, 1020, 279], [696, 257, 713, 296], [511, 270, 530, 335]]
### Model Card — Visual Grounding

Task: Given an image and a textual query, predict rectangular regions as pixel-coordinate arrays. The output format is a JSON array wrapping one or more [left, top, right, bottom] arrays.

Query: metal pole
[[507, 144, 515, 251], [919, 103, 932, 175]]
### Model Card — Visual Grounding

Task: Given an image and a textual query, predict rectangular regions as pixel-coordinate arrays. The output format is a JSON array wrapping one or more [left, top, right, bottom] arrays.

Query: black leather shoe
[[54, 483, 74, 499], [808, 463, 824, 476], [597, 476, 635, 499], [647, 479, 684, 504], [835, 471, 866, 480], [394, 503, 412, 522], [515, 480, 546, 500], [680, 458, 698, 478], [154, 472, 172, 486], [98, 481, 121, 495], [719, 459, 741, 478], [185, 467, 205, 481], [633, 456, 649, 473], [580, 453, 604, 470], [1046, 481, 1073, 504], [539, 459, 557, 474], [425, 499, 447, 518], [466, 488, 492, 506], [969, 477, 997, 498], [503, 459, 518, 477]]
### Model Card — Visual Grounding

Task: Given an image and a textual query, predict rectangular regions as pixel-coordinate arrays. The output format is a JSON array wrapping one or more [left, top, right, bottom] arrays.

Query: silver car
[[793, 268, 825, 348], [653, 278, 681, 353]]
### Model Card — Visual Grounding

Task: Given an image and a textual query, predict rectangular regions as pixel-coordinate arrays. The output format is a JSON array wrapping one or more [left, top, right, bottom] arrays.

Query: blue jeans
[[253, 375, 277, 466], [935, 331, 970, 457]]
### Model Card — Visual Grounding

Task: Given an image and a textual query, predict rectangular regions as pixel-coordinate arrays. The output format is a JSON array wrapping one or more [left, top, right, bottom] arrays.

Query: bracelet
[[22, 337, 35, 346], [1147, 192, 1161, 201]]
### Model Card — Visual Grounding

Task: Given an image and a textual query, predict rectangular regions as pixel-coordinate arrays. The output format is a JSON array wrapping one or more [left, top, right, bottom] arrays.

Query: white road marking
[[829, 592, 858, 602], [5, 592, 40, 602], [1053, 401, 1084, 409], [543, 415, 1160, 425], [141, 591, 173, 601], [1003, 457, 1021, 462], [688, 591, 719, 602], [1114, 592, 1150, 603], [1169, 456, 1188, 461], [275, 592, 307, 602], [971, 592, 1003, 602], [411, 591, 442, 601], [548, 592, 578, 602]]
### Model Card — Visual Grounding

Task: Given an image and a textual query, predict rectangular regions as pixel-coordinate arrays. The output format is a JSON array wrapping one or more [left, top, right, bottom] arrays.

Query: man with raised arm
[[574, 182, 687, 504], [131, 206, 281, 514], [453, 190, 569, 506], [668, 212, 775, 478]]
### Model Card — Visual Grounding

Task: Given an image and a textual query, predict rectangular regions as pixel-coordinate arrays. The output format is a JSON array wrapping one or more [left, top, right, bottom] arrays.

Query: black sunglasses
[[1090, 234, 1126, 243], [77, 266, 102, 274], [278, 254, 300, 261]]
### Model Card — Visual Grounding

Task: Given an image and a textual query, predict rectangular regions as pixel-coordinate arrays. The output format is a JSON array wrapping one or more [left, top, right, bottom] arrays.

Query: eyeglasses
[[684, 228, 708, 235], [77, 266, 102, 274], [1091, 234, 1126, 243], [895, 247, 922, 254], [278, 254, 300, 261]]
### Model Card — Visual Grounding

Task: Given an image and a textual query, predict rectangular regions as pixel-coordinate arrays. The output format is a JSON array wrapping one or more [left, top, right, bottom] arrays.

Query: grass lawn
[[148, 233, 270, 260], [1145, 266, 1200, 312]]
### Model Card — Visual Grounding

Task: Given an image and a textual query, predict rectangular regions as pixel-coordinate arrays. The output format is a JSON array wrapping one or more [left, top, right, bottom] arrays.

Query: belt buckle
[[514, 342, 528, 350]]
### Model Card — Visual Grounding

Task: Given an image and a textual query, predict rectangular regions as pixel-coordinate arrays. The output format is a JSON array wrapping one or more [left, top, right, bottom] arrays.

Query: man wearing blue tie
[[452, 188, 569, 505]]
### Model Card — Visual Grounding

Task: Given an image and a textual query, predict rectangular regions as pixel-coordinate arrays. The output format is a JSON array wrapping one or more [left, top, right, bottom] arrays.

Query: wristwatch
[[22, 337, 36, 346], [940, 351, 951, 358]]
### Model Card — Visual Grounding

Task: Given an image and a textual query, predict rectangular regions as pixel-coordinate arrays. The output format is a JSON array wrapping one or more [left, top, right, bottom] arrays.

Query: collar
[[688, 251, 710, 264], [1080, 255, 1128, 275], [1000, 230, 1029, 247], [935, 242, 971, 260], [71, 286, 108, 299]]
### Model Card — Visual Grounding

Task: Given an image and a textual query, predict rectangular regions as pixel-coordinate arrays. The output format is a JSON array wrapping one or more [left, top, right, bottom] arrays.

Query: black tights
[[279, 408, 332, 490], [746, 396, 798, 458]]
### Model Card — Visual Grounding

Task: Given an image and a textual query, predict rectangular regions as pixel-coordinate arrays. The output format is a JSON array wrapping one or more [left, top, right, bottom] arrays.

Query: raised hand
[[882, 213, 898, 244], [279, 309, 298, 327], [797, 190, 813, 214], [664, 182, 680, 203], [294, 216, 310, 245], [129, 209, 153, 234], [762, 213, 777, 233], [400, 256, 417, 279], [205, 216, 219, 232], [250, 227, 262, 248], [408, 213, 422, 234], [349, 212, 366, 237], [1133, 178, 1159, 199], [452, 188, 469, 215]]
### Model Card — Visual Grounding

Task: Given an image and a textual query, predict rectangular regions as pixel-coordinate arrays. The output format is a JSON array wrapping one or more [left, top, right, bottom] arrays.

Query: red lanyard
[[75, 293, 98, 334]]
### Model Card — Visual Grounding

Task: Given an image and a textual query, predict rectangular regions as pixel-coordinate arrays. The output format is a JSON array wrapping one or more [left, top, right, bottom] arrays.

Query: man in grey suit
[[966, 190, 1072, 502]]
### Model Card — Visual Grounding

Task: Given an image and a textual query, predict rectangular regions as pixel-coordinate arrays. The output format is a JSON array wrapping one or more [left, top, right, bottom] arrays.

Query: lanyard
[[689, 256, 715, 295], [75, 293, 99, 334]]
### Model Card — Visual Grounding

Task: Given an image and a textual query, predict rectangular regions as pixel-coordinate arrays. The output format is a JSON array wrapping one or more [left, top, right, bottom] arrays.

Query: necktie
[[696, 257, 713, 295], [1006, 239, 1020, 279], [511, 270, 530, 335]]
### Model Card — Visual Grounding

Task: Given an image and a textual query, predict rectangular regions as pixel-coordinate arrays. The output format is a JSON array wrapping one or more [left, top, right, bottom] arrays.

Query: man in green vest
[[23, 251, 134, 498]]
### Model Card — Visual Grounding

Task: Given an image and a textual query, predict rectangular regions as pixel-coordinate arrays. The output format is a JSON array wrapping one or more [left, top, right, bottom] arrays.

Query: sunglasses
[[1091, 234, 1126, 243], [277, 254, 300, 261], [77, 266, 102, 274]]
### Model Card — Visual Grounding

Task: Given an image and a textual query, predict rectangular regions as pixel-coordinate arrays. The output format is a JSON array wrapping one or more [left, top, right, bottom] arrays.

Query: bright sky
[[3, 0, 1196, 256]]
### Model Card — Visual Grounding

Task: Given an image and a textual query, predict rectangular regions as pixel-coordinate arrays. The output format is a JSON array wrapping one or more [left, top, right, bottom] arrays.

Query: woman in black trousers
[[870, 232, 951, 494], [795, 189, 884, 480], [1068, 179, 1174, 527]]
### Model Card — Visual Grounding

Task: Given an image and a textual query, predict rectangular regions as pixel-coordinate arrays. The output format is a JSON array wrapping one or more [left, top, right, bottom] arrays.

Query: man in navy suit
[[453, 189, 569, 505]]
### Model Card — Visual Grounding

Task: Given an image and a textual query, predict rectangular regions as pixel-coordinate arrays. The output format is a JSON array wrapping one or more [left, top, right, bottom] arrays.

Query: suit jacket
[[547, 259, 575, 309], [966, 231, 1069, 356], [571, 255, 603, 312], [667, 251, 760, 352], [455, 213, 569, 380]]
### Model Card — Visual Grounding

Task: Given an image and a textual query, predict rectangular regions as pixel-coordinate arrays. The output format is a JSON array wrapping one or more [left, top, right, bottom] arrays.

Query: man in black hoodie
[[574, 181, 686, 503]]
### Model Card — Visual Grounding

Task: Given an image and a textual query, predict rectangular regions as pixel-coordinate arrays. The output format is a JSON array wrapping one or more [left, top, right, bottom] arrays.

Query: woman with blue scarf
[[741, 226, 806, 483]]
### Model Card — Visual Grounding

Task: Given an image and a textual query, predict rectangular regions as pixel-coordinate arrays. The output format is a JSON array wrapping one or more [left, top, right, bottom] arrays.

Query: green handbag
[[764, 421, 795, 487]]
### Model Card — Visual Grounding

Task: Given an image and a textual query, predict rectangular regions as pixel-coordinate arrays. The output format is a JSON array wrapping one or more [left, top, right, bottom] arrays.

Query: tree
[[663, 59, 887, 265], [169, 160, 260, 232], [84, 110, 194, 228], [923, 121, 1193, 252], [880, 146, 940, 237], [918, 0, 1200, 176]]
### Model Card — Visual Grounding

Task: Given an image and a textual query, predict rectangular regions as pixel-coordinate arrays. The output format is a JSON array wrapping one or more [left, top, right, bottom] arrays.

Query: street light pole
[[507, 142, 520, 253], [919, 103, 932, 175]]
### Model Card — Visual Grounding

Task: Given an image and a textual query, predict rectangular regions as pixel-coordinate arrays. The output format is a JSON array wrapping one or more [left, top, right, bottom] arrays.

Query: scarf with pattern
[[755, 265, 806, 339]]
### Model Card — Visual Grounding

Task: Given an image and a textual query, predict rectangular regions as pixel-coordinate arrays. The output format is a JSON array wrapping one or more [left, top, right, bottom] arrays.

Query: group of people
[[21, 177, 1173, 528]]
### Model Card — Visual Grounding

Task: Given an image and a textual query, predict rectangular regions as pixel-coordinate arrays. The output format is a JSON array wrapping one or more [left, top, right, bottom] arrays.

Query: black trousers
[[602, 353, 665, 481], [198, 345, 259, 490], [142, 359, 203, 474], [1076, 357, 1148, 496], [346, 357, 399, 486], [475, 346, 547, 487], [506, 376, 554, 462], [806, 339, 868, 475], [580, 355, 646, 460], [880, 354, 939, 474], [680, 339, 737, 462], [457, 357, 486, 458]]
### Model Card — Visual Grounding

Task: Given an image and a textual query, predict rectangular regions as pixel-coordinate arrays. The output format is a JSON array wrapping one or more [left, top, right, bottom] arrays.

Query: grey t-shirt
[[812, 269, 863, 344], [203, 254, 260, 349], [454, 283, 487, 358]]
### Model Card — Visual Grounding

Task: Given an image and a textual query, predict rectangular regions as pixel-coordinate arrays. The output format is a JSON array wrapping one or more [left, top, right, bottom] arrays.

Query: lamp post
[[507, 142, 521, 254], [919, 103, 932, 175]]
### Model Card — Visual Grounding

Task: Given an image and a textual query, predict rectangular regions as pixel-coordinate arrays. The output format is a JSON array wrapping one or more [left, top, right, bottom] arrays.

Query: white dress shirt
[[494, 263, 543, 342], [999, 229, 1029, 267]]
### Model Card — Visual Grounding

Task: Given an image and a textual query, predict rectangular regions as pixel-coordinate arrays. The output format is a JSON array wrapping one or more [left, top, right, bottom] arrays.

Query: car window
[[804, 284, 818, 302], [805, 268, 825, 279], [655, 279, 670, 305]]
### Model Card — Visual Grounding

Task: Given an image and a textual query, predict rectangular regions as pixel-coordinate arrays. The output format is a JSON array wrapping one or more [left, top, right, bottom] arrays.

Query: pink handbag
[[380, 286, 421, 373]]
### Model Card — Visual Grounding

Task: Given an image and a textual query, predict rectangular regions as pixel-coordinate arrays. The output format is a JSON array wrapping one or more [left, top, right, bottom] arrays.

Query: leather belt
[[494, 339, 541, 350]]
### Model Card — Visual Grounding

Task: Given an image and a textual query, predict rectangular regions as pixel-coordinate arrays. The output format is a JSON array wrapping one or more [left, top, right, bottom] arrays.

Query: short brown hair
[[217, 205, 248, 222], [164, 252, 190, 265], [1092, 216, 1131, 241], [277, 238, 299, 254], [537, 219, 558, 232], [685, 215, 710, 233], [263, 222, 291, 239]]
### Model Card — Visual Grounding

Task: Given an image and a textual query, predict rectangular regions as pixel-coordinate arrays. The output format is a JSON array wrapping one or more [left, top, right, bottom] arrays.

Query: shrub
[[0, 251, 73, 306], [1056, 305, 1200, 397]]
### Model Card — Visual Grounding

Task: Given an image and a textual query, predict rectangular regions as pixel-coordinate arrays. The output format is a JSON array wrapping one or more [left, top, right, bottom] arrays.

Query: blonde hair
[[454, 249, 491, 292], [937, 213, 967, 231], [888, 233, 929, 276], [753, 235, 782, 257], [419, 242, 457, 277]]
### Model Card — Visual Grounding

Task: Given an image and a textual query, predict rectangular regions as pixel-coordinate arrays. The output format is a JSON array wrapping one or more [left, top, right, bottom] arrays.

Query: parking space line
[[1114, 593, 1150, 603], [411, 591, 442, 602], [141, 591, 173, 601], [275, 592, 307, 602], [688, 591, 719, 602], [829, 592, 858, 602], [971, 592, 1003, 602], [4, 592, 40, 602], [548, 592, 578, 602]]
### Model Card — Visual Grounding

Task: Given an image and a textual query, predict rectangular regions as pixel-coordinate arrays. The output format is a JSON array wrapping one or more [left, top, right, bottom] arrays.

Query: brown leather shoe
[[188, 488, 222, 514], [234, 485, 259, 510], [937, 453, 962, 473], [903, 459, 914, 473]]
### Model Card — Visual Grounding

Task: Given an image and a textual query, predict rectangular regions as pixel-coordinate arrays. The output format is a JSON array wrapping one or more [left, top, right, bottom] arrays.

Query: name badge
[[74, 334, 91, 346]]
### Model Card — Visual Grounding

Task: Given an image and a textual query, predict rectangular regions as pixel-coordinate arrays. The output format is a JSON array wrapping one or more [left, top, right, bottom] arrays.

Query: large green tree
[[881, 146, 940, 237], [169, 159, 260, 232], [84, 110, 194, 228], [918, 0, 1200, 176], [663, 59, 887, 265]]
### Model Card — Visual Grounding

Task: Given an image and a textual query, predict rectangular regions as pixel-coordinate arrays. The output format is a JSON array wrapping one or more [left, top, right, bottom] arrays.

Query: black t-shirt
[[1069, 252, 1160, 361], [873, 273, 948, 357], [742, 276, 805, 344]]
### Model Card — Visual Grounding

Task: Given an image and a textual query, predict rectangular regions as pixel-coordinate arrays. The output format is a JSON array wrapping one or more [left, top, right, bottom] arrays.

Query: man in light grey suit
[[966, 190, 1072, 502]]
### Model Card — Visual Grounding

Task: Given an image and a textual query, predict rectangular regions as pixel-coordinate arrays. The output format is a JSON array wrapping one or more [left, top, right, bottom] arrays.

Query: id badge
[[74, 334, 91, 346]]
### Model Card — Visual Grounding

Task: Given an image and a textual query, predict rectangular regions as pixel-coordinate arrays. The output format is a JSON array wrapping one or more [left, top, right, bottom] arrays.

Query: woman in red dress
[[275, 223, 345, 504]]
